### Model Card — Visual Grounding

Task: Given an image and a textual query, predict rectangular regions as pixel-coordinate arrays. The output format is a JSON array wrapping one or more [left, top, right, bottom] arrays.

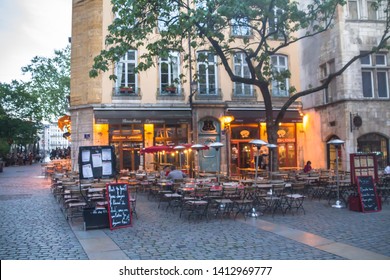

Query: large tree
[[22, 45, 71, 121], [0, 46, 70, 157], [90, 0, 390, 151]]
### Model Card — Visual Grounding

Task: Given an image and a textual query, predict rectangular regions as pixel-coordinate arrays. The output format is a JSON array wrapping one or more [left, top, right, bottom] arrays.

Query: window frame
[[115, 50, 138, 95], [231, 18, 251, 37], [196, 51, 218, 96], [233, 52, 253, 96], [157, 4, 179, 32], [360, 53, 390, 99], [270, 54, 289, 97], [159, 51, 181, 95], [347, 0, 387, 20]]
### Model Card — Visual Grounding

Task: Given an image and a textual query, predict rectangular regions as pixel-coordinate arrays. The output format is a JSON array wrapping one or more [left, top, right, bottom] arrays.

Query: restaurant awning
[[94, 108, 191, 125], [228, 109, 302, 123]]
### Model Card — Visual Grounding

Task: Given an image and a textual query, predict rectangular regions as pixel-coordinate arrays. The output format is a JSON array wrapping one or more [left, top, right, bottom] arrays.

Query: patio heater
[[248, 139, 268, 217], [191, 144, 206, 179], [209, 142, 224, 183], [327, 139, 345, 209], [249, 139, 268, 185], [267, 144, 278, 180], [174, 145, 185, 170]]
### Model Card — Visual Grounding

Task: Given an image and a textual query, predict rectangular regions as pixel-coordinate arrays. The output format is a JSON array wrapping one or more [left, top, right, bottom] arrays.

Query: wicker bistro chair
[[233, 186, 257, 220], [179, 187, 211, 220], [262, 183, 289, 217], [284, 182, 306, 215], [209, 187, 240, 219], [62, 183, 88, 222]]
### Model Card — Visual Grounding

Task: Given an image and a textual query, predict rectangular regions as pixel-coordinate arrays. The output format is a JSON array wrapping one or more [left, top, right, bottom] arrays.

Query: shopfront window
[[276, 124, 296, 168], [154, 124, 188, 146], [358, 133, 389, 169], [230, 124, 261, 175], [109, 124, 144, 171]]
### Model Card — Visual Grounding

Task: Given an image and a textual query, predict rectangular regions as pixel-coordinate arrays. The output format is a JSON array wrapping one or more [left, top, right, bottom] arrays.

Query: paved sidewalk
[[1, 164, 389, 260]]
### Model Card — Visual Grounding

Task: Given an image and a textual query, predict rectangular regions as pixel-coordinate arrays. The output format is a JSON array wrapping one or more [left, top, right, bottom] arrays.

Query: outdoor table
[[238, 168, 257, 179], [157, 180, 174, 191]]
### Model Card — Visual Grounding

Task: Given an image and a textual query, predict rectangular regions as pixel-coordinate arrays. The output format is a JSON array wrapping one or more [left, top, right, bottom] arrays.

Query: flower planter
[[120, 87, 134, 94], [165, 87, 177, 93]]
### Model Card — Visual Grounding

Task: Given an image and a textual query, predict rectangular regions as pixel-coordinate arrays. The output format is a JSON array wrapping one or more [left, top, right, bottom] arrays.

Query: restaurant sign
[[277, 138, 295, 143], [112, 135, 143, 141]]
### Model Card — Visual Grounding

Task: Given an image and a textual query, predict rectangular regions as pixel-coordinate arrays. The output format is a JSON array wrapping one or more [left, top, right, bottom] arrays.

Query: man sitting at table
[[167, 165, 186, 180]]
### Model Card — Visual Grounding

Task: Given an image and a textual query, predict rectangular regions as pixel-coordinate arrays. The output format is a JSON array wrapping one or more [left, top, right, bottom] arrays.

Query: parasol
[[140, 145, 174, 154]]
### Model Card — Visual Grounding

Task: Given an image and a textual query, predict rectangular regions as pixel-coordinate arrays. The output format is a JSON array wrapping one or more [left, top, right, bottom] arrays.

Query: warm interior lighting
[[220, 113, 235, 131], [303, 114, 309, 130], [222, 114, 235, 125]]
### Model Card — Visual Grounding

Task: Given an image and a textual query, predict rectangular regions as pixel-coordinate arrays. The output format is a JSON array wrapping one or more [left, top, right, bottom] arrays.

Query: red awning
[[141, 145, 174, 154]]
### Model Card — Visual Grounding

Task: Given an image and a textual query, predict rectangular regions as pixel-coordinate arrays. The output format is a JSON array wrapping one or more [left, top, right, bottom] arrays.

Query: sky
[[0, 0, 72, 83]]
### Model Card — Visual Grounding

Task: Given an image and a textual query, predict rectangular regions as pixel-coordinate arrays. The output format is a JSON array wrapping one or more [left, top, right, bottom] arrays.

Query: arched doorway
[[327, 135, 343, 171], [357, 133, 389, 169]]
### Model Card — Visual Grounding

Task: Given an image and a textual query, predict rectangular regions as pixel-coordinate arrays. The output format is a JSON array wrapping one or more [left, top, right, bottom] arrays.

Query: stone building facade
[[300, 1, 390, 172], [69, 0, 304, 175]]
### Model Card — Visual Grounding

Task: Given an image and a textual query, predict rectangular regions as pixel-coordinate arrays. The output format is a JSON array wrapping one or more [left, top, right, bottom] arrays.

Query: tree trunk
[[266, 122, 279, 173]]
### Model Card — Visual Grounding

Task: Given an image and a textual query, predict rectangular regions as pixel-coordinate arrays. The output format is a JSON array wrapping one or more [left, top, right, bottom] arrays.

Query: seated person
[[163, 165, 171, 177], [384, 162, 390, 175], [167, 165, 186, 180], [303, 161, 312, 173]]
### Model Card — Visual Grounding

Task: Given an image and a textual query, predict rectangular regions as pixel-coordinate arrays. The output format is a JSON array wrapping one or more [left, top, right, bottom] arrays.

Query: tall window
[[231, 18, 251, 37], [271, 55, 289, 97], [158, 4, 179, 32], [233, 53, 253, 96], [361, 53, 389, 98], [268, 6, 285, 39], [197, 51, 218, 95], [159, 51, 180, 95], [320, 60, 336, 103], [348, 0, 387, 20], [115, 50, 137, 94]]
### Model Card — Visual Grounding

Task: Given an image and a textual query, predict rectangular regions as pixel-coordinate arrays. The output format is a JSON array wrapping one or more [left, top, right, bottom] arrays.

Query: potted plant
[[165, 84, 177, 93], [119, 86, 134, 93]]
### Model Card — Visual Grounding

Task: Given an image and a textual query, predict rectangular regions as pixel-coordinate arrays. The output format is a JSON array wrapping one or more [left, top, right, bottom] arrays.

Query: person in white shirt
[[384, 162, 390, 175]]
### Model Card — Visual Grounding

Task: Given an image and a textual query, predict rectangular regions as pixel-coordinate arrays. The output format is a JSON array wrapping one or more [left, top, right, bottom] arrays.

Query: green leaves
[[0, 45, 70, 156]]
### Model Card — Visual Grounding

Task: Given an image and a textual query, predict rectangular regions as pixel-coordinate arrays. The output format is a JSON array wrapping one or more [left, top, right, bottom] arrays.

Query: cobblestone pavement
[[1, 164, 389, 260], [0, 165, 88, 260]]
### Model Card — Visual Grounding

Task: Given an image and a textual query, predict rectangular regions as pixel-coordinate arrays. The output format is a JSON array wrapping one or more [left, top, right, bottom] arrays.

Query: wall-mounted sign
[[84, 134, 91, 139]]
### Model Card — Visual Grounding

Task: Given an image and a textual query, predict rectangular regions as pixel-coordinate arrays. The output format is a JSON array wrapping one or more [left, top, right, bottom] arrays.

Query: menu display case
[[349, 153, 378, 184]]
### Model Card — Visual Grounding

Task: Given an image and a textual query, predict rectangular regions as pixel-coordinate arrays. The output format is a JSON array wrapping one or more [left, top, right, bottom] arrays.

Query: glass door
[[122, 142, 142, 171]]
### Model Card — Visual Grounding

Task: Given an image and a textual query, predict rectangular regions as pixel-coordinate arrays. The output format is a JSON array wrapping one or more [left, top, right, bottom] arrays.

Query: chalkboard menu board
[[106, 183, 132, 229], [79, 146, 116, 179], [356, 176, 381, 213]]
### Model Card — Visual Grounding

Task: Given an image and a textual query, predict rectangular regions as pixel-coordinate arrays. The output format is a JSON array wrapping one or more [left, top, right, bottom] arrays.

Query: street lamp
[[249, 139, 268, 185], [174, 145, 185, 170], [191, 144, 205, 179], [327, 139, 345, 209], [209, 142, 224, 183], [267, 144, 278, 179], [221, 113, 235, 178]]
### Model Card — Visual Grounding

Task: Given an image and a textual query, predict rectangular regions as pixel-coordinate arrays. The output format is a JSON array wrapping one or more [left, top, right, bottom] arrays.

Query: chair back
[[291, 182, 306, 194], [271, 184, 286, 197]]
